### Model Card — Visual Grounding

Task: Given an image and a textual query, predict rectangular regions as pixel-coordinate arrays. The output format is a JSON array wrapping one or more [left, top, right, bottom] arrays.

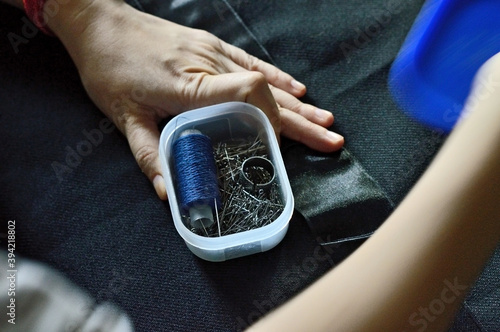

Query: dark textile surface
[[1, 0, 498, 331], [284, 146, 393, 245]]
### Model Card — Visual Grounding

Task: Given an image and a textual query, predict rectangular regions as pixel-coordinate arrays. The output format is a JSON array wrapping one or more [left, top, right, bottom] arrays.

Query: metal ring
[[240, 157, 275, 192]]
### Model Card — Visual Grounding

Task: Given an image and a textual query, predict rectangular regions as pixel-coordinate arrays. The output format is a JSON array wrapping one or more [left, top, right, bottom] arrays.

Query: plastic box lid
[[159, 102, 294, 262]]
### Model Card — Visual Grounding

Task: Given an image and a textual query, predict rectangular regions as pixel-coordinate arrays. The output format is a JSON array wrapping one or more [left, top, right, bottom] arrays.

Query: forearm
[[249, 58, 500, 331]]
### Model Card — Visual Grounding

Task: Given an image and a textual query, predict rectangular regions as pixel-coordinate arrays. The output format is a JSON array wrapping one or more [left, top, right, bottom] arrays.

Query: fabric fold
[[284, 145, 394, 245]]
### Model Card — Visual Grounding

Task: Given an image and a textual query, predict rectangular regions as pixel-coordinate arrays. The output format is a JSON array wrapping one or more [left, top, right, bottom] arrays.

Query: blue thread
[[173, 131, 221, 213]]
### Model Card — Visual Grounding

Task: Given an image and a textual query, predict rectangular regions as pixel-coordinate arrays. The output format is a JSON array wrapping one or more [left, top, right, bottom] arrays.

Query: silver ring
[[240, 157, 275, 192]]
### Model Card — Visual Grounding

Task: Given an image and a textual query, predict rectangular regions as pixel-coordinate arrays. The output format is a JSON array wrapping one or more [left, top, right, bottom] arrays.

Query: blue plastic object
[[389, 0, 500, 132]]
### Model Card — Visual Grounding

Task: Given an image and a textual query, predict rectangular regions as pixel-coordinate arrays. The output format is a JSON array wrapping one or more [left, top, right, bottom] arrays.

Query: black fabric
[[221, 0, 447, 205], [283, 146, 393, 245], [1, 0, 499, 331]]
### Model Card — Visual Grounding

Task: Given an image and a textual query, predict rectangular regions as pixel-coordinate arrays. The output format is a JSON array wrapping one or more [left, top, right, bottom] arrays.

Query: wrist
[[46, 0, 125, 42], [46, 0, 128, 66]]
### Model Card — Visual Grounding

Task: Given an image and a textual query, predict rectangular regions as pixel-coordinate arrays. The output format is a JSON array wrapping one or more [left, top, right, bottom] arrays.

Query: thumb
[[124, 115, 167, 200]]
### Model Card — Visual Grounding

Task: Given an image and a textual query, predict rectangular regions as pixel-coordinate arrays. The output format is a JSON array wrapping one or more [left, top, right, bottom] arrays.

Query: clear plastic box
[[159, 102, 294, 262]]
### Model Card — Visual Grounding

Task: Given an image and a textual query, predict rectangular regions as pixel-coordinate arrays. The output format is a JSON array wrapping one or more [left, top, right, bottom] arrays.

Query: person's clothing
[[0, 252, 133, 332], [0, 0, 498, 331]]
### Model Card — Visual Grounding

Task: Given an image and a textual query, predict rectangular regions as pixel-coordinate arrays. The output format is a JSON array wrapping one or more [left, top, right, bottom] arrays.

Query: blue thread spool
[[173, 129, 221, 229]]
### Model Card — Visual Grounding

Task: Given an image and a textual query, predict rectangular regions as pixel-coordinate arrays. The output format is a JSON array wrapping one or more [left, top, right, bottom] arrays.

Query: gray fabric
[[0, 253, 134, 332]]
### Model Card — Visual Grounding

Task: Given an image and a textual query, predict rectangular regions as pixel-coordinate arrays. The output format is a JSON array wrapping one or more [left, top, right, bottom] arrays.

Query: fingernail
[[315, 108, 333, 121], [291, 79, 306, 90], [153, 174, 167, 200], [327, 131, 344, 144]]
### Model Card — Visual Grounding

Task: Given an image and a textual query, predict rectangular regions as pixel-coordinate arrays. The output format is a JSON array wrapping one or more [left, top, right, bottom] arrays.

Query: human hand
[[47, 0, 344, 200]]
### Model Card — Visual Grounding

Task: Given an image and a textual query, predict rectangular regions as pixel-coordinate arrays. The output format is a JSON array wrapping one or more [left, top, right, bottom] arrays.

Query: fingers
[[120, 69, 342, 204], [122, 72, 281, 201], [191, 72, 282, 138], [123, 113, 167, 200], [221, 41, 307, 97], [269, 86, 334, 128], [280, 108, 344, 152]]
